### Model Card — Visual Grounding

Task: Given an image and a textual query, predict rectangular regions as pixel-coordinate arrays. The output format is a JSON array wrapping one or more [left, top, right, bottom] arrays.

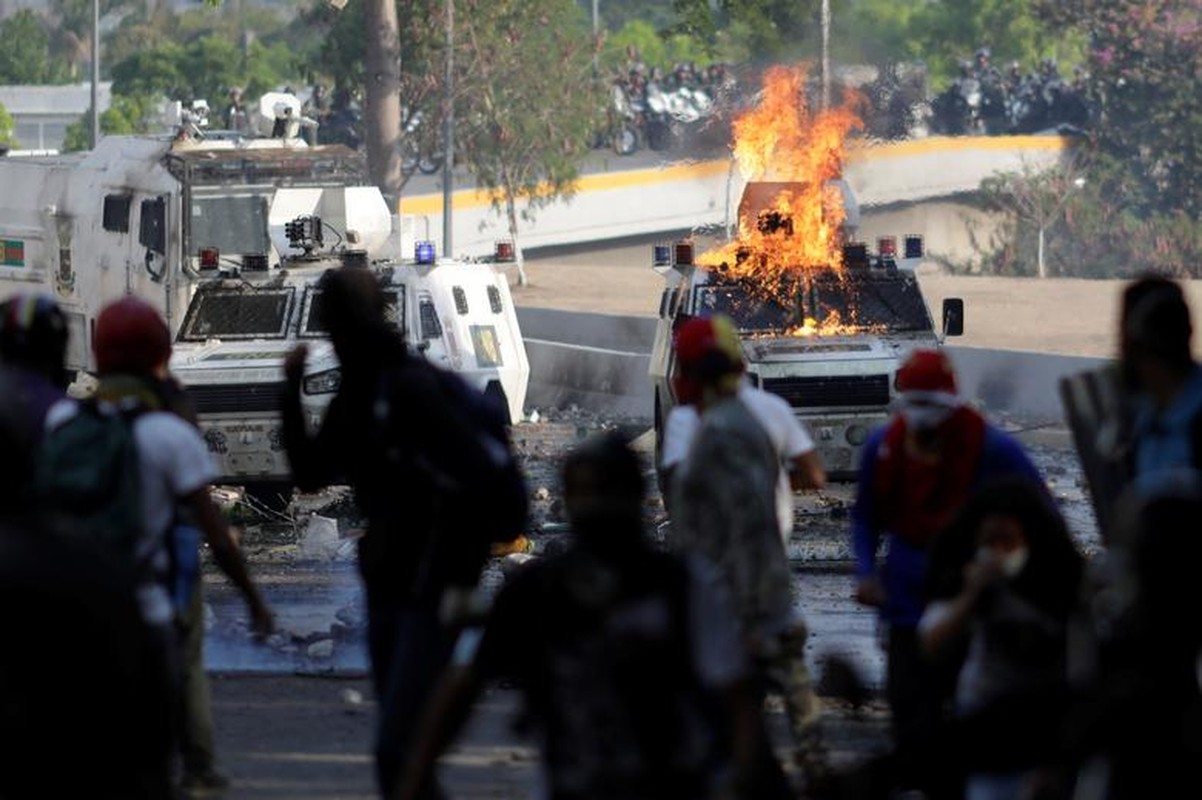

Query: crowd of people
[[1, 268, 1200, 799], [928, 48, 1093, 136]]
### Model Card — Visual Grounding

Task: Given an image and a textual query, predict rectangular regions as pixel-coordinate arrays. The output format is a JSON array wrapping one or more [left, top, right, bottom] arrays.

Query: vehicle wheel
[[417, 154, 443, 174], [241, 482, 293, 515], [612, 125, 638, 156], [647, 120, 672, 152]]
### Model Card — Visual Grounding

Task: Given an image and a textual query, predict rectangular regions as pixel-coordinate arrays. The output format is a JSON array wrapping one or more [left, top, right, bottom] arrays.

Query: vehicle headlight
[[845, 424, 869, 446], [303, 368, 342, 395]]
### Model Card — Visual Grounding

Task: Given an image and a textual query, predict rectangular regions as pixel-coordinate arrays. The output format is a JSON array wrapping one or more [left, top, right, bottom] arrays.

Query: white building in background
[[0, 82, 112, 151]]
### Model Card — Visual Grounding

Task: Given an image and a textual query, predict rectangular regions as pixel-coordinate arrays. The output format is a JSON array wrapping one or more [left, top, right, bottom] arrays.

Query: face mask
[[1000, 546, 1029, 578], [900, 404, 954, 432]]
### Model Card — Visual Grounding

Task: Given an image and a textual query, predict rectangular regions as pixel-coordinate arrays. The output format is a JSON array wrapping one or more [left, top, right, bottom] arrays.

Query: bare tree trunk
[[363, 0, 402, 202], [504, 192, 527, 287]]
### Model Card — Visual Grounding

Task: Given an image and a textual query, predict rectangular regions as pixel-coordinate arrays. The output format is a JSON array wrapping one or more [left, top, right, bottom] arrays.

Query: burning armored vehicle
[[649, 63, 964, 477], [649, 200, 964, 476]]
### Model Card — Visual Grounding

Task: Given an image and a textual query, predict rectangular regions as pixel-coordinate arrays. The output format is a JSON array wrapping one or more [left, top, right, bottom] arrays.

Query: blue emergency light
[[415, 241, 436, 264], [652, 244, 672, 267]]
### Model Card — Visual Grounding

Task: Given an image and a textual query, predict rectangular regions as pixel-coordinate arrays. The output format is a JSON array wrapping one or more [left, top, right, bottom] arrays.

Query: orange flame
[[697, 64, 862, 283]]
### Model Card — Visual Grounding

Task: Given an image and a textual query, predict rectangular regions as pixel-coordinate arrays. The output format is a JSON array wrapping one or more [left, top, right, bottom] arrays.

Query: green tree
[[109, 34, 295, 107], [667, 0, 822, 61], [0, 10, 72, 84], [837, 0, 1081, 88], [1037, 0, 1202, 217], [0, 100, 17, 150], [454, 0, 604, 283], [61, 93, 160, 153]]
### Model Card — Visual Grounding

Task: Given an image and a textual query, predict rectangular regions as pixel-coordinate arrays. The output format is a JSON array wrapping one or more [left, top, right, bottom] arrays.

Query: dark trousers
[[367, 592, 455, 799], [886, 624, 961, 799]]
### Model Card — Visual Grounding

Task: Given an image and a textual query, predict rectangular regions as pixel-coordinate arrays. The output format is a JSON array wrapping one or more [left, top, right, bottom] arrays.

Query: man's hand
[[963, 551, 1004, 598], [247, 594, 275, 639], [854, 576, 886, 608], [283, 344, 309, 387]]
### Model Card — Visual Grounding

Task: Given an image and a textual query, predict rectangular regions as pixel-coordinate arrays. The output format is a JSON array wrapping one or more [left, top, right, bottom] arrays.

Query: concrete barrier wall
[[403, 136, 1073, 259], [517, 307, 1106, 423]]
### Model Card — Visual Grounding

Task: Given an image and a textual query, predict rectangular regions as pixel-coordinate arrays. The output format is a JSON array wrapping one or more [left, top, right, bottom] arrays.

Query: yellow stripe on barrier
[[398, 135, 1074, 215]]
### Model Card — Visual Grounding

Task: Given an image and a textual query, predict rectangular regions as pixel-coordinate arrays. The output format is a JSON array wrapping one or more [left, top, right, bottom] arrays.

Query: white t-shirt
[[662, 383, 816, 542], [45, 402, 218, 625]]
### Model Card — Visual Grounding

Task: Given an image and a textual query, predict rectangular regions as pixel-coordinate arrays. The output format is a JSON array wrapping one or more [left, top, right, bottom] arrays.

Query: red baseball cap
[[895, 349, 957, 395], [93, 297, 172, 376]]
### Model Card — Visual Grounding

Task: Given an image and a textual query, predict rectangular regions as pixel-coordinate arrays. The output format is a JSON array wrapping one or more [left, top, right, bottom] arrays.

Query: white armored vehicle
[[0, 131, 369, 375], [169, 231, 530, 505], [650, 180, 964, 477]]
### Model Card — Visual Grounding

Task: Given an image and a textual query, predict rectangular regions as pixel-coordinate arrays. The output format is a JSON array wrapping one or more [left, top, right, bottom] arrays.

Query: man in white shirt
[[660, 347, 826, 544], [665, 315, 830, 790]]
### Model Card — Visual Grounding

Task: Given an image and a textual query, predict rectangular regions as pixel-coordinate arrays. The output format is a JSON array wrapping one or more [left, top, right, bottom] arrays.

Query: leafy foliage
[[109, 34, 298, 106], [61, 93, 160, 153], [453, 0, 605, 281], [0, 10, 72, 84], [0, 101, 16, 149], [1037, 0, 1202, 218], [841, 0, 1081, 89], [668, 0, 820, 62]]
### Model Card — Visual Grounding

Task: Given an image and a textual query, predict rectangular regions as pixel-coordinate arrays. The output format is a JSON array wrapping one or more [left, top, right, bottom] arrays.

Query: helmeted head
[[894, 348, 963, 432], [93, 297, 171, 377], [0, 293, 70, 387], [672, 314, 744, 403], [562, 431, 645, 551]]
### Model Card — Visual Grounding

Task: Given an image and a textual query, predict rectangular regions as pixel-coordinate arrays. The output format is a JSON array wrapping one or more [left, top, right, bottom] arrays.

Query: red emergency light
[[495, 240, 515, 262], [877, 236, 897, 257], [199, 247, 220, 270]]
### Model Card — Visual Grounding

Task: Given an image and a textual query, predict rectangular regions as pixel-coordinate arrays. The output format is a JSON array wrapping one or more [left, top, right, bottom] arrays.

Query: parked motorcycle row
[[600, 62, 739, 156], [928, 50, 1093, 137]]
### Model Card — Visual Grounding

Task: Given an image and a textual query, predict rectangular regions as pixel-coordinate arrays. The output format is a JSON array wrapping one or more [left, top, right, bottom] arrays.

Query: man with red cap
[[850, 347, 1043, 795], [667, 314, 829, 791], [42, 296, 273, 793]]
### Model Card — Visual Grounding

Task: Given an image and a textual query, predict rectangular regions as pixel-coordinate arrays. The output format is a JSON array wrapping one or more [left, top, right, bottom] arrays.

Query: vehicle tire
[[647, 120, 672, 152], [417, 154, 443, 175], [612, 125, 638, 156], [241, 481, 293, 515]]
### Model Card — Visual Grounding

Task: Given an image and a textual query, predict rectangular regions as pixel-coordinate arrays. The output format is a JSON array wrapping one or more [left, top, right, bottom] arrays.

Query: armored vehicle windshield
[[179, 285, 295, 341], [697, 270, 933, 335]]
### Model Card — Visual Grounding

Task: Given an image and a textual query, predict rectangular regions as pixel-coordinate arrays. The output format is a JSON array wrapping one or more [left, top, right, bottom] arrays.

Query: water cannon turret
[[284, 215, 323, 256]]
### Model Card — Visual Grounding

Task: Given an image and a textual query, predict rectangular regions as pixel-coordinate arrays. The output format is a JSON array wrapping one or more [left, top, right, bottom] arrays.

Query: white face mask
[[976, 545, 1030, 579], [900, 404, 954, 432]]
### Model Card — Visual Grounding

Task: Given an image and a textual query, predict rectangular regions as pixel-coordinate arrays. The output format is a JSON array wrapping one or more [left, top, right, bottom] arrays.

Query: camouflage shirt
[[671, 396, 794, 635]]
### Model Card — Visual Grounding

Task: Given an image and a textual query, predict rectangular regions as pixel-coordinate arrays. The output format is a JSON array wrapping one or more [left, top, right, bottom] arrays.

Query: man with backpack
[[37, 296, 274, 793], [396, 433, 787, 800], [281, 266, 527, 798]]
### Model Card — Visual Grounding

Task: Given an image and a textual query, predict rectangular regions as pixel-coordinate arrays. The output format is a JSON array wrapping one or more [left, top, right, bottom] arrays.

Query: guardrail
[[517, 307, 1104, 423], [403, 135, 1075, 258]]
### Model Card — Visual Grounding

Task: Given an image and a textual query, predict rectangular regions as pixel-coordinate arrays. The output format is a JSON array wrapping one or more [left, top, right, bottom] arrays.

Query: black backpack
[[35, 399, 150, 577], [376, 360, 528, 588]]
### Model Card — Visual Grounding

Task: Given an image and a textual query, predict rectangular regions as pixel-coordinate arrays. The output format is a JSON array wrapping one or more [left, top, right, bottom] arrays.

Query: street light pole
[[820, 0, 831, 110], [442, 0, 454, 258], [91, 0, 100, 148]]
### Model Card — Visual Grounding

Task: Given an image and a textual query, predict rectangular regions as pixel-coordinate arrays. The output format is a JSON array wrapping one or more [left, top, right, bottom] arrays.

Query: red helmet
[[895, 349, 957, 395], [93, 297, 171, 376]]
